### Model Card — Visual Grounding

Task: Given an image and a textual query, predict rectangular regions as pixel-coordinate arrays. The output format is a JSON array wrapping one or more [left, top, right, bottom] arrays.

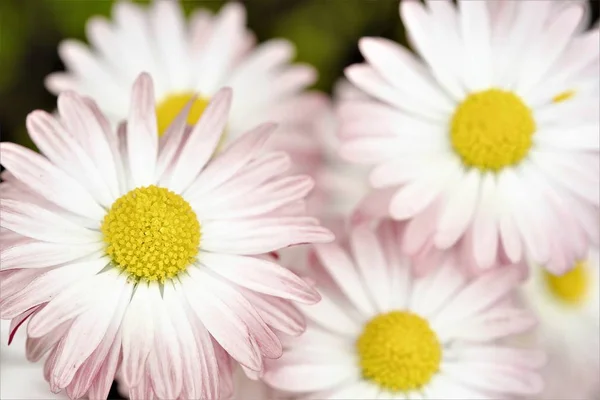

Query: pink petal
[[126, 72, 158, 188], [121, 284, 154, 388], [190, 268, 282, 359], [146, 284, 183, 400], [201, 252, 320, 304], [0, 143, 105, 220], [166, 88, 232, 193], [182, 274, 262, 371]]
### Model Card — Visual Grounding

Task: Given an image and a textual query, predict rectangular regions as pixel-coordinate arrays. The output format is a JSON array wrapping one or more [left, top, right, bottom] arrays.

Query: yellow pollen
[[543, 260, 589, 306], [450, 88, 536, 172], [552, 90, 575, 103], [356, 311, 442, 392], [101, 185, 201, 283], [155, 92, 210, 136]]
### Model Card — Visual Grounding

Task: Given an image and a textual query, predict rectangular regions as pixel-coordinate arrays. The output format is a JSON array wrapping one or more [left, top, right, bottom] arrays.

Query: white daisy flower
[[45, 0, 325, 155], [339, 0, 600, 272], [0, 73, 332, 400], [263, 221, 544, 399], [520, 249, 600, 399]]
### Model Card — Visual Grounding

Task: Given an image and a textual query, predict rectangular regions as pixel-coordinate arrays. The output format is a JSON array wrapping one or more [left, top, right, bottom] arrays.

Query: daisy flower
[[339, 0, 600, 272], [519, 249, 600, 399], [0, 73, 332, 400], [263, 221, 544, 399], [0, 320, 67, 400], [45, 0, 325, 159]]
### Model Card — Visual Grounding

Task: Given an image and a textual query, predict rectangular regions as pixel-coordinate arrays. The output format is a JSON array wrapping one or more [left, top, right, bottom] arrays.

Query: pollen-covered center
[[357, 311, 442, 392], [101, 185, 201, 282], [450, 88, 536, 172], [543, 260, 589, 306], [156, 92, 210, 136]]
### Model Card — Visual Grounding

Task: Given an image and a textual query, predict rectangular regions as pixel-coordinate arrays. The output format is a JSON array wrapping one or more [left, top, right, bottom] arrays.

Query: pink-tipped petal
[[200, 252, 320, 304]]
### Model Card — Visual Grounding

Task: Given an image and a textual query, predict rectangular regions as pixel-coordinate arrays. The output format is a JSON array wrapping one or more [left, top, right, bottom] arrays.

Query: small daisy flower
[[45, 0, 325, 157], [519, 249, 600, 399], [0, 73, 332, 400], [339, 0, 600, 272], [263, 221, 544, 399]]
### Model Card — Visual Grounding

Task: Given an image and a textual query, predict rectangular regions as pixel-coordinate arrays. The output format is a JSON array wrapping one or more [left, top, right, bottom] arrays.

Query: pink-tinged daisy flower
[[263, 221, 544, 399], [518, 249, 599, 399], [339, 0, 600, 273], [0, 73, 332, 400], [0, 320, 67, 400], [45, 0, 325, 159]]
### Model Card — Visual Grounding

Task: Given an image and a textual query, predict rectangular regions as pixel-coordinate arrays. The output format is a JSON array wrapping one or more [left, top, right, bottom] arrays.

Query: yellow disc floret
[[552, 90, 575, 103], [450, 88, 536, 172], [101, 185, 201, 282], [155, 93, 210, 136], [543, 260, 589, 306], [357, 311, 442, 392]]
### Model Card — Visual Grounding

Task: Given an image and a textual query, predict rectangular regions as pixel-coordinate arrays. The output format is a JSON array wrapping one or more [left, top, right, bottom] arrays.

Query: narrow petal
[[146, 284, 183, 400], [200, 252, 320, 304], [0, 143, 105, 220], [126, 73, 158, 188], [165, 88, 232, 193], [182, 274, 262, 371], [0, 199, 102, 244], [190, 268, 282, 359], [121, 283, 154, 388]]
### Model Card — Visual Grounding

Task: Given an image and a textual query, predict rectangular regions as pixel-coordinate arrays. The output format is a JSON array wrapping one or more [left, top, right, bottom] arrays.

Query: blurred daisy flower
[[339, 0, 599, 272], [45, 0, 325, 159], [520, 249, 600, 399], [264, 221, 544, 399], [0, 73, 332, 400]]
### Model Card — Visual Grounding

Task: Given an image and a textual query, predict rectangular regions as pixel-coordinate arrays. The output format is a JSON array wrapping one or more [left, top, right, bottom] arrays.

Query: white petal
[[313, 243, 375, 316], [0, 143, 105, 220], [126, 73, 158, 188], [434, 169, 481, 248]]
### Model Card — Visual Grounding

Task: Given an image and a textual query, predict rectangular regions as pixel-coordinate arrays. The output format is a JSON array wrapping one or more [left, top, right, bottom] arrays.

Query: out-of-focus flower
[[264, 221, 544, 399], [339, 0, 600, 273], [45, 0, 326, 166], [519, 249, 600, 399], [0, 73, 332, 400], [0, 320, 66, 400]]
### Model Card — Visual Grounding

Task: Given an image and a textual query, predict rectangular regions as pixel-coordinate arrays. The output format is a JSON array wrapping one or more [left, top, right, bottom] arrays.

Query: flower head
[[339, 0, 600, 273], [264, 221, 544, 399], [46, 0, 326, 168], [0, 73, 333, 400], [519, 249, 600, 399]]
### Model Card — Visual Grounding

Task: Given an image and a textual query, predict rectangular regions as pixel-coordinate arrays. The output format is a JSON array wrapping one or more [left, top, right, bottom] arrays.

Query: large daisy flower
[[0, 73, 332, 400], [519, 249, 600, 399], [339, 0, 600, 272], [263, 221, 544, 399], [45, 0, 325, 162]]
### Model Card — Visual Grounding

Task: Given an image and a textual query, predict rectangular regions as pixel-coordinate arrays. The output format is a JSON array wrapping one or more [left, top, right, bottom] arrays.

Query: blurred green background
[[0, 0, 414, 149], [0, 0, 598, 150]]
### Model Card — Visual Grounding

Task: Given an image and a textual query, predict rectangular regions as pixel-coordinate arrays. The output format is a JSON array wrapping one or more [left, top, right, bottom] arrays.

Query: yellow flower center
[[450, 88, 536, 172], [552, 90, 575, 103], [101, 185, 201, 283], [543, 260, 589, 306], [155, 92, 210, 136], [356, 311, 442, 392]]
